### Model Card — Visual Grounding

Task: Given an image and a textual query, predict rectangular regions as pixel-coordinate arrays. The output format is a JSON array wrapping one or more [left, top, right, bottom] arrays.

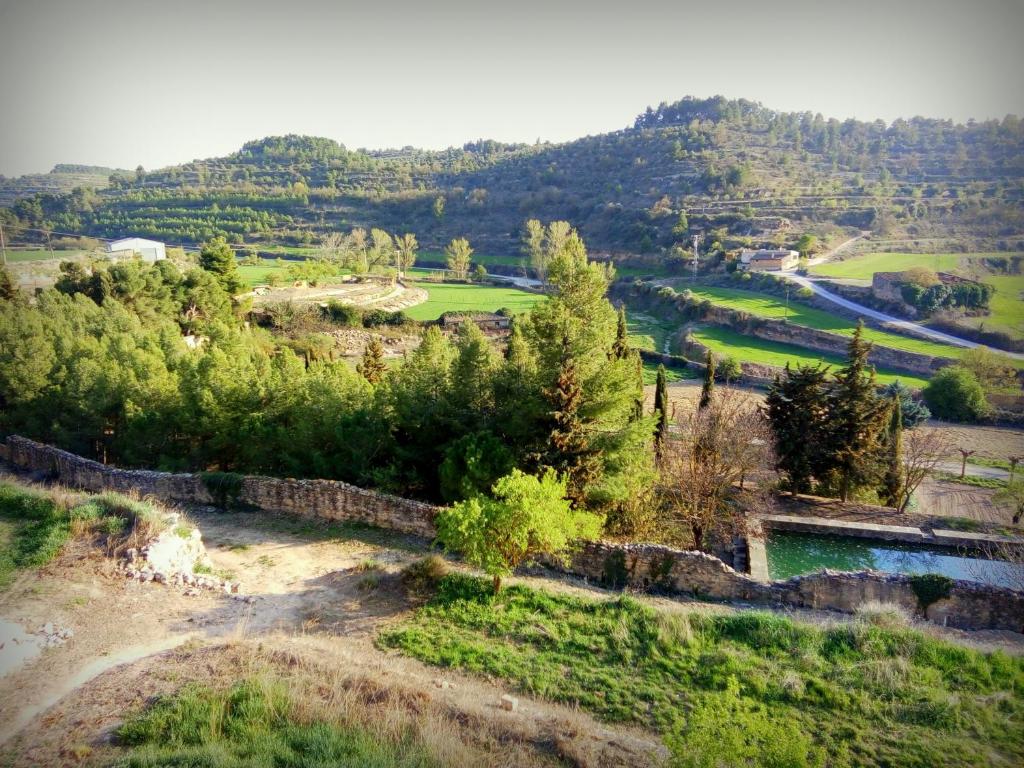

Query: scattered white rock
[[500, 694, 519, 712]]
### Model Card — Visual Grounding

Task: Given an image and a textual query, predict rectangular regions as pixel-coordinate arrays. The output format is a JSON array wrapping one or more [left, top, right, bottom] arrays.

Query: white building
[[106, 237, 167, 263], [737, 248, 799, 271]]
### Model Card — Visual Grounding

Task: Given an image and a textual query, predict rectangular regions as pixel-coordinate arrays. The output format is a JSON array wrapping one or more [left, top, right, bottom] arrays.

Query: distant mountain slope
[[0, 165, 120, 207], [3, 96, 1023, 256]]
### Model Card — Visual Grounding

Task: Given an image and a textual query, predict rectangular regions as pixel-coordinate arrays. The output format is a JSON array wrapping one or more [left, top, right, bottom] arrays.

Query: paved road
[[780, 273, 991, 350]]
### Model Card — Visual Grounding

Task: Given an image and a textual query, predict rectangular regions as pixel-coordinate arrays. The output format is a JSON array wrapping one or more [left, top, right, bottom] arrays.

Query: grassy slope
[[806, 252, 1001, 279], [691, 326, 929, 387], [955, 274, 1024, 338], [403, 283, 542, 321], [380, 574, 1024, 768], [809, 252, 1024, 341], [116, 679, 439, 768], [683, 285, 965, 360]]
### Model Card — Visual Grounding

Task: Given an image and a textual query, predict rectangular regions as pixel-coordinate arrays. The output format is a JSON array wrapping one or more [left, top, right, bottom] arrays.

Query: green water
[[766, 531, 1022, 589]]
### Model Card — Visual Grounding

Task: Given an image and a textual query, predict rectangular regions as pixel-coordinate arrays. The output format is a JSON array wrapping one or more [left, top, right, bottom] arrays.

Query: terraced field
[[690, 326, 930, 388], [681, 285, 965, 359]]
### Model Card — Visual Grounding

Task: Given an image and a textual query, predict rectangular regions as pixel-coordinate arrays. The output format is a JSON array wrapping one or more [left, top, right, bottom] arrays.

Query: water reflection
[[766, 532, 1021, 589]]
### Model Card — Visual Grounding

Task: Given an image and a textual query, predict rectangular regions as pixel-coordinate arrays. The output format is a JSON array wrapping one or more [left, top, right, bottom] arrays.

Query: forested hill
[[4, 96, 1024, 256]]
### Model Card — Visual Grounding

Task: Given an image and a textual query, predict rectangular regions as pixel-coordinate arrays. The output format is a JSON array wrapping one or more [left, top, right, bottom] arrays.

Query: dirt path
[[0, 512, 670, 765]]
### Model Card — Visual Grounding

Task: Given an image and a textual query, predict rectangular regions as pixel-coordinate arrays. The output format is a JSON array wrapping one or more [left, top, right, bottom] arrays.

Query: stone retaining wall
[[3, 436, 437, 538], [622, 281, 956, 377], [551, 540, 1024, 632], [4, 436, 1021, 632]]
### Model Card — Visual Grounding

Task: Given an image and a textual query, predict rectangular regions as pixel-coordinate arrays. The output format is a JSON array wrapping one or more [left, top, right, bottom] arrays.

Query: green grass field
[[237, 263, 290, 287], [807, 252, 1003, 280], [3, 248, 87, 263], [682, 285, 968, 360], [691, 326, 929, 387], [808, 252, 1024, 341], [380, 572, 1024, 768], [403, 283, 542, 321], [954, 274, 1024, 339]]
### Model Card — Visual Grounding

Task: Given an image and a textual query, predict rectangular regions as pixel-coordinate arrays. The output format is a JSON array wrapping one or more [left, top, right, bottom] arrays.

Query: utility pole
[[691, 233, 702, 283], [784, 283, 790, 321], [0, 221, 6, 266]]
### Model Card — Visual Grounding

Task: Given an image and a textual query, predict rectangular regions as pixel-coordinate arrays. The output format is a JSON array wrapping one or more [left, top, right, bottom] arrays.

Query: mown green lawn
[[403, 283, 542, 321], [691, 326, 929, 388], [682, 285, 966, 360], [379, 573, 1024, 768]]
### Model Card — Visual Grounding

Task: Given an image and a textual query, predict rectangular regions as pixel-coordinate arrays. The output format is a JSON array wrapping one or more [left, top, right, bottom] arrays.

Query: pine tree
[[654, 364, 669, 461], [612, 305, 630, 360], [765, 364, 832, 493], [199, 236, 243, 294], [827, 321, 889, 501], [882, 395, 904, 508], [545, 334, 601, 507], [699, 351, 716, 409], [357, 336, 387, 384]]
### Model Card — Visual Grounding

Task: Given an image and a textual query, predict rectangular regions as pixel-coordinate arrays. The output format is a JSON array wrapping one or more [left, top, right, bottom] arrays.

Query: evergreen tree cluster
[[765, 323, 898, 501], [0, 224, 653, 519]]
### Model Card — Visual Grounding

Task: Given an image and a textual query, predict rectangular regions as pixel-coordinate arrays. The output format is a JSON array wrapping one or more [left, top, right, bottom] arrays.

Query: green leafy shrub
[[200, 472, 245, 508], [923, 367, 990, 422], [909, 574, 954, 611]]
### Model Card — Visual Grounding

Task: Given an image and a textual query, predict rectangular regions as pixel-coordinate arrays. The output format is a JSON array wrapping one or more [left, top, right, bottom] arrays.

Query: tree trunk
[[492, 574, 502, 595]]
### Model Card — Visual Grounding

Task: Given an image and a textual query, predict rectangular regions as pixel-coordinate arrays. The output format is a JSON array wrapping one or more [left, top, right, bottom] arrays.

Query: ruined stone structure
[[3, 436, 1021, 632]]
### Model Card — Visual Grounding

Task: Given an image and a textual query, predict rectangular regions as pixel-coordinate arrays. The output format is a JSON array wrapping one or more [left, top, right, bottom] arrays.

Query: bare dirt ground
[[4, 505, 1022, 766], [0, 510, 671, 767]]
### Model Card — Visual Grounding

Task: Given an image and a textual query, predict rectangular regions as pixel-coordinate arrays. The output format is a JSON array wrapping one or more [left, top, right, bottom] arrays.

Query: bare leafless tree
[[659, 388, 776, 551], [957, 447, 977, 479], [898, 427, 954, 513]]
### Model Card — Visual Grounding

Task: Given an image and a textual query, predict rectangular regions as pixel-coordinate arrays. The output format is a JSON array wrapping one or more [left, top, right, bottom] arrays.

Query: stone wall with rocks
[[3, 435, 437, 538], [549, 540, 1024, 632], [4, 436, 1021, 632]]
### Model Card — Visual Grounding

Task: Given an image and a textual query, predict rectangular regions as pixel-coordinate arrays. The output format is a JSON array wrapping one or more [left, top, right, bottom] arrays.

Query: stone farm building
[[439, 312, 511, 334], [738, 248, 799, 271], [106, 237, 166, 263]]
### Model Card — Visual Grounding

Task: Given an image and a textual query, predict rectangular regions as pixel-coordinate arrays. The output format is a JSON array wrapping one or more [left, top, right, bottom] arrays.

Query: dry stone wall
[[3, 436, 437, 538], [3, 436, 1021, 632]]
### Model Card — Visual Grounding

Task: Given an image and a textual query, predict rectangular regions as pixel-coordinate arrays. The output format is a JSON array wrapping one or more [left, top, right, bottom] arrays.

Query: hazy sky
[[1, 0, 1022, 176]]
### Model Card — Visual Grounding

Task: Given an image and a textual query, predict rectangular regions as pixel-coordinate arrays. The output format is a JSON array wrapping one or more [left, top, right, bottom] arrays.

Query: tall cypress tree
[[653, 364, 669, 461], [612, 305, 630, 360], [545, 334, 601, 507], [882, 394, 904, 508], [827, 321, 889, 501], [699, 351, 716, 409]]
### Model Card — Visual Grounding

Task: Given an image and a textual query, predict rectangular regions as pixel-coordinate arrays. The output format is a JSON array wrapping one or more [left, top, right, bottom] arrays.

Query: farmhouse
[[106, 237, 166, 263], [738, 248, 799, 271]]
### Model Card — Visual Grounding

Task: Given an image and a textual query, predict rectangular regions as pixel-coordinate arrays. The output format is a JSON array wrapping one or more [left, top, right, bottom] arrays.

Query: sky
[[0, 0, 1022, 177]]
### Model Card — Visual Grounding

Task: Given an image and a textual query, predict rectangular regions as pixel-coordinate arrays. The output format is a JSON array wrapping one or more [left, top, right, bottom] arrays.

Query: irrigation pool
[[766, 531, 1022, 589]]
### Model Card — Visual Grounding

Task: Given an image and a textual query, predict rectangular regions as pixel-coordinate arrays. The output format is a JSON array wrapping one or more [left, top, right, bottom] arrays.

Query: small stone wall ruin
[[3, 436, 1021, 632]]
